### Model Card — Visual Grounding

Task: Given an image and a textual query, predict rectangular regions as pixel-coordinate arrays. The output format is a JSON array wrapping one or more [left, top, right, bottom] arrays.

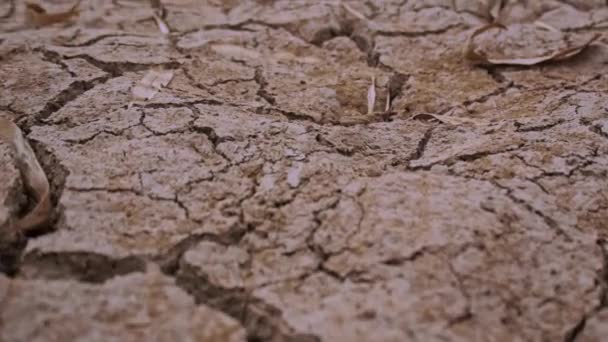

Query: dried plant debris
[[464, 23, 601, 66], [0, 119, 51, 233], [150, 0, 170, 35], [25, 0, 80, 27], [132, 70, 174, 101], [367, 76, 376, 115], [153, 12, 170, 35]]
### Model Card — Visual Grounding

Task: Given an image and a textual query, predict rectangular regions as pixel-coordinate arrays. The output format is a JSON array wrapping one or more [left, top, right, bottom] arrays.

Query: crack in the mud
[[36, 78, 111, 122], [491, 180, 574, 242], [566, 240, 608, 342], [173, 258, 321, 342], [19, 251, 146, 283], [254, 67, 276, 106], [515, 119, 566, 132], [375, 23, 464, 38], [406, 126, 434, 165], [62, 54, 181, 77]]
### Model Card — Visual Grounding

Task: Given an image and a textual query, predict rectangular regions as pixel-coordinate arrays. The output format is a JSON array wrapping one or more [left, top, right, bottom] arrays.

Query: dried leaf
[[0, 119, 51, 232], [25, 0, 80, 27], [153, 12, 170, 35], [464, 23, 601, 66], [411, 113, 480, 126], [132, 70, 174, 101], [463, 23, 506, 63], [367, 76, 376, 115]]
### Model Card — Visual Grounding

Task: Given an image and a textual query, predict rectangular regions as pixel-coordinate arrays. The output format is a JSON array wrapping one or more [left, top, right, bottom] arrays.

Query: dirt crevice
[[18, 251, 146, 283], [174, 260, 320, 342]]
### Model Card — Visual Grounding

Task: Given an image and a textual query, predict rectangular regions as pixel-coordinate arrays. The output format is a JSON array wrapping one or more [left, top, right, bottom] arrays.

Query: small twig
[[367, 75, 376, 115]]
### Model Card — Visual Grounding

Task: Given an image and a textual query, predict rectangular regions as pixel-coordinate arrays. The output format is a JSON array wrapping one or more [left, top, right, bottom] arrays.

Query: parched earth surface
[[1, 0, 608, 341]]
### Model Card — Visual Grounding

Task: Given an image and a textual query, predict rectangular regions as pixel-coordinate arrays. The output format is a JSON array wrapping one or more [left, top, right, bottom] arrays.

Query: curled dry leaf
[[367, 76, 376, 115], [25, 0, 80, 27], [463, 23, 506, 63], [464, 23, 601, 66], [0, 119, 51, 233], [132, 70, 174, 101]]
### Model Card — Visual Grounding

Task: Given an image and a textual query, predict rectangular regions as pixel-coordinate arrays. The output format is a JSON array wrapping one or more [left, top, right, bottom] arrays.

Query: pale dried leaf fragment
[[0, 119, 51, 233], [153, 12, 170, 35], [132, 70, 174, 101], [464, 23, 601, 66], [385, 87, 391, 113], [367, 76, 376, 115], [25, 0, 80, 27]]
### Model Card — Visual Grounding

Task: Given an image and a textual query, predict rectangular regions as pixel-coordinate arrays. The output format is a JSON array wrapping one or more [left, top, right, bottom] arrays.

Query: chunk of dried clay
[[25, 0, 80, 27], [0, 119, 51, 233], [464, 23, 601, 66], [132, 70, 174, 101]]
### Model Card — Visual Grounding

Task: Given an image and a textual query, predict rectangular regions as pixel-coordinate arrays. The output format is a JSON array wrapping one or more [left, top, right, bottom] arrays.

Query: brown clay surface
[[1, 0, 608, 341]]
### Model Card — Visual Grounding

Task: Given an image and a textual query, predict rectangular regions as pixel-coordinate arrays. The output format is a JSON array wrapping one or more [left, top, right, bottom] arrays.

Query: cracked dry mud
[[1, 0, 608, 341]]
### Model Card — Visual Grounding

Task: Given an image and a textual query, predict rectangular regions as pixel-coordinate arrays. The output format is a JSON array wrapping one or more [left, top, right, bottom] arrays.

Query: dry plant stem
[[153, 13, 170, 34], [367, 75, 376, 115]]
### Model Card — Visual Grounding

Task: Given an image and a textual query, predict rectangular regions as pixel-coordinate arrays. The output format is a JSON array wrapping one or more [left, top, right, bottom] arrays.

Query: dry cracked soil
[[1, 0, 608, 341]]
